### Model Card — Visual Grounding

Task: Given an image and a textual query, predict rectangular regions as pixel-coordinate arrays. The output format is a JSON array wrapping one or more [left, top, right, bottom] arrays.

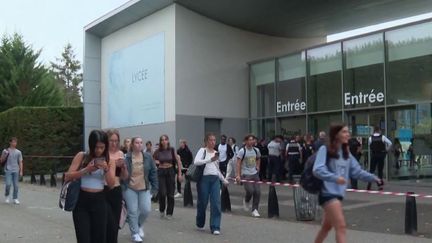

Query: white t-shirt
[[267, 140, 282, 156], [218, 144, 228, 162], [194, 148, 220, 176]]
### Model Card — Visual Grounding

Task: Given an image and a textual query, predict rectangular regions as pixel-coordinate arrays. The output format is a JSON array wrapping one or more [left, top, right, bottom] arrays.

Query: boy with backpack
[[236, 135, 261, 217]]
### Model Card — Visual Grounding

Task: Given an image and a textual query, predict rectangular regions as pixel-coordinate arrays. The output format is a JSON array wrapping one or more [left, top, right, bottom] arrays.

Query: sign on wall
[[344, 89, 384, 106], [107, 32, 165, 128]]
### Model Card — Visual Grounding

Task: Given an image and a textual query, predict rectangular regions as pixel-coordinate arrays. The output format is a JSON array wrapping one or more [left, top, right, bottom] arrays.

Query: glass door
[[345, 109, 386, 177]]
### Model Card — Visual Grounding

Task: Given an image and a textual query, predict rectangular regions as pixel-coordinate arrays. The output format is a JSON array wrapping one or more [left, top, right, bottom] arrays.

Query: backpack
[[300, 148, 329, 194], [239, 146, 258, 161]]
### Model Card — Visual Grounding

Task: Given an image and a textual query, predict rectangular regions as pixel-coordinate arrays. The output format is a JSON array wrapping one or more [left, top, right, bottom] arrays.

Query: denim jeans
[[5, 170, 19, 199], [123, 188, 151, 235], [196, 175, 221, 232]]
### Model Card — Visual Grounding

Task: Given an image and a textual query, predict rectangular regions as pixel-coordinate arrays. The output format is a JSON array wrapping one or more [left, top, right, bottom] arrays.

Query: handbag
[[186, 149, 207, 182], [59, 153, 86, 211], [119, 200, 128, 229]]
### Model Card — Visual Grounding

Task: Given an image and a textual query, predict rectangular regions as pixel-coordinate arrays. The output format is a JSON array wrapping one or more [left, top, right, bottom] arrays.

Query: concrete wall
[[174, 4, 325, 152], [83, 33, 102, 149]]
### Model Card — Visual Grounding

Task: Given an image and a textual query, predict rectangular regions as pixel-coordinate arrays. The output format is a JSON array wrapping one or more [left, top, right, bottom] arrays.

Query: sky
[[0, 0, 129, 66]]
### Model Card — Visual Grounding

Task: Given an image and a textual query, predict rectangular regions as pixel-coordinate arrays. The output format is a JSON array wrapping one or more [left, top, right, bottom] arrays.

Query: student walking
[[65, 130, 116, 243], [313, 124, 381, 243], [236, 135, 262, 218], [1, 137, 23, 204], [176, 139, 193, 198], [123, 137, 158, 242], [153, 135, 183, 219], [105, 129, 129, 243], [194, 133, 225, 235], [267, 135, 284, 182]]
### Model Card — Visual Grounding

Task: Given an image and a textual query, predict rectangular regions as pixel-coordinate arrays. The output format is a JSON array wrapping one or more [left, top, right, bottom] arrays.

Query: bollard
[[183, 179, 194, 207], [405, 192, 418, 235], [31, 173, 37, 184], [40, 174, 46, 185], [221, 185, 231, 212], [268, 185, 279, 218], [50, 173, 57, 187]]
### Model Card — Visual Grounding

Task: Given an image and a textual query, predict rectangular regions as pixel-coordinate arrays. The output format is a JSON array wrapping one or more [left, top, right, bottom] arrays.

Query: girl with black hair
[[313, 124, 381, 243], [65, 130, 116, 243]]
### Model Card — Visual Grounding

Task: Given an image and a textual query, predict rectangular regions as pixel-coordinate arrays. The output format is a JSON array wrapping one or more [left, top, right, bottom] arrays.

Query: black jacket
[[177, 146, 193, 168], [214, 143, 234, 162]]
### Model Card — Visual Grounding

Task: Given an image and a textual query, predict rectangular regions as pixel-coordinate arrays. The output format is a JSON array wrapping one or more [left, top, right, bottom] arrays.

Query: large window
[[278, 116, 306, 137], [250, 119, 275, 140], [307, 43, 342, 112], [343, 34, 384, 109], [277, 52, 306, 116], [250, 61, 275, 118], [308, 113, 342, 136], [386, 22, 432, 105]]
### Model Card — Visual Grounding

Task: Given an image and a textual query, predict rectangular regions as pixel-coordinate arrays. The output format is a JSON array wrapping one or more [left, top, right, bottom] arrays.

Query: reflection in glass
[[343, 34, 384, 108], [308, 112, 342, 136], [386, 22, 432, 104], [278, 116, 306, 138], [277, 52, 306, 115], [250, 61, 275, 117], [307, 43, 342, 112]]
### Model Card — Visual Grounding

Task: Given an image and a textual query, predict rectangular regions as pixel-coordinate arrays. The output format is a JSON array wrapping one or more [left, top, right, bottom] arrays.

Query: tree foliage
[[0, 33, 63, 112], [51, 43, 83, 106]]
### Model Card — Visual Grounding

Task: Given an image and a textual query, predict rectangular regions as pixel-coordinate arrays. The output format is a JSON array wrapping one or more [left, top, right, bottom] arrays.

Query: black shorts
[[318, 193, 343, 207]]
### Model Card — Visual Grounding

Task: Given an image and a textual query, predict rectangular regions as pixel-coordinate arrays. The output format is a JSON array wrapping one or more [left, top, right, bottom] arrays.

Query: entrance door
[[345, 109, 386, 178]]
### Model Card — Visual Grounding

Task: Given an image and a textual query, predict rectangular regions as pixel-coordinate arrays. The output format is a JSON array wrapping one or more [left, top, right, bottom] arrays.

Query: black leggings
[[105, 186, 122, 243], [73, 190, 107, 243], [158, 168, 176, 215]]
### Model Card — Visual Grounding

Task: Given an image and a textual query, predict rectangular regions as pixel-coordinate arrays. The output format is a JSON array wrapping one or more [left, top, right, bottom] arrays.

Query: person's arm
[[312, 146, 339, 183], [147, 155, 159, 195], [153, 151, 160, 166], [255, 148, 261, 172], [175, 153, 183, 181], [18, 151, 23, 176], [105, 159, 116, 189], [194, 148, 211, 165], [65, 152, 97, 182], [235, 149, 244, 182], [383, 136, 392, 150]]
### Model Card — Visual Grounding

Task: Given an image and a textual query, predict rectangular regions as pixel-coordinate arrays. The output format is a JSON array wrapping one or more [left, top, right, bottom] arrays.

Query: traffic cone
[[221, 185, 231, 212], [183, 179, 194, 207], [268, 185, 279, 218]]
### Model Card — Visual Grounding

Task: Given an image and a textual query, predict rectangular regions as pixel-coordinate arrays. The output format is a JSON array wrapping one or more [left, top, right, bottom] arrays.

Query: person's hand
[[222, 178, 230, 186], [336, 176, 346, 185], [235, 175, 241, 183], [19, 171, 23, 177], [211, 155, 219, 162], [115, 158, 125, 168], [178, 174, 183, 183], [96, 161, 109, 172], [85, 161, 98, 173]]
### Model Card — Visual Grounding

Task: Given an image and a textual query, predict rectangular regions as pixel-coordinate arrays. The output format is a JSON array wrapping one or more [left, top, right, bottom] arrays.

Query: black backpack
[[300, 148, 329, 194]]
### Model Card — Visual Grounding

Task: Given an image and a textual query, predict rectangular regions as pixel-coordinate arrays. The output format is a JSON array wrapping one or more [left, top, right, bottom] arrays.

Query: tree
[[0, 33, 63, 112], [50, 43, 83, 106]]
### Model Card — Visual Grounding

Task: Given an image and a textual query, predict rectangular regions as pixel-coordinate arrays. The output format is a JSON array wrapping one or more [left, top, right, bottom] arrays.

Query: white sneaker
[[5, 196, 10, 204], [160, 212, 165, 219], [131, 233, 143, 242], [243, 198, 250, 212], [174, 192, 182, 198], [138, 227, 145, 238], [13, 199, 20, 205], [213, 230, 221, 235], [251, 209, 260, 217]]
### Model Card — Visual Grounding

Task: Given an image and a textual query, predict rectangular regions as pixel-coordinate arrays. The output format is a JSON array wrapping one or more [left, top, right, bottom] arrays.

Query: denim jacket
[[122, 151, 158, 194]]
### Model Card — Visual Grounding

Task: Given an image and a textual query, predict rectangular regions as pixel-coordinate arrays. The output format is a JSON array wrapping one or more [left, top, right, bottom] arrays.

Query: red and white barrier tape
[[228, 178, 432, 199]]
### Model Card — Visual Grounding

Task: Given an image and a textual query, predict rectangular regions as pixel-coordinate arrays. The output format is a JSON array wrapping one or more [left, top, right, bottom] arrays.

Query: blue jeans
[[196, 175, 221, 232], [5, 170, 19, 199], [123, 188, 151, 235]]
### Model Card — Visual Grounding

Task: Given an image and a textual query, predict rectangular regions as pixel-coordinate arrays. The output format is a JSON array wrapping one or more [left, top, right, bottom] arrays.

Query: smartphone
[[215, 152, 220, 157]]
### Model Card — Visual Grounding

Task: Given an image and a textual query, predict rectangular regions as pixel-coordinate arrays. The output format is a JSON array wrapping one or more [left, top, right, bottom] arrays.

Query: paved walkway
[[0, 182, 431, 243]]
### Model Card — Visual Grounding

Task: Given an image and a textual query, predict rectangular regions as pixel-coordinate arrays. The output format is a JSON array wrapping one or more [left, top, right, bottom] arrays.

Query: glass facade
[[249, 20, 432, 180]]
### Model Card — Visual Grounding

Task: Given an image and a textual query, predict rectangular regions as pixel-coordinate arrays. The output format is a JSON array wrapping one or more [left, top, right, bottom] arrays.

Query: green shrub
[[0, 106, 83, 174]]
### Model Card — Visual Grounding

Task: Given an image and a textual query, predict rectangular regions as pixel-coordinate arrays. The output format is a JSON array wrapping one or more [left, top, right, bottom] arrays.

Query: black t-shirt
[[348, 138, 362, 161]]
